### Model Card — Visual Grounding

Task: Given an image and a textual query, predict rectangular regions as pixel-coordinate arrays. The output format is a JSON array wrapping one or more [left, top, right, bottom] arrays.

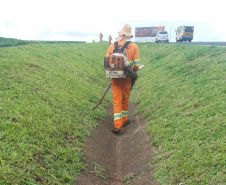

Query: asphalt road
[[162, 42, 226, 46]]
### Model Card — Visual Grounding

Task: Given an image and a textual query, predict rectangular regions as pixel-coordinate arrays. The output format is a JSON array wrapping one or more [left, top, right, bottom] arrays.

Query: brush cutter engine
[[105, 53, 129, 78], [104, 41, 132, 78]]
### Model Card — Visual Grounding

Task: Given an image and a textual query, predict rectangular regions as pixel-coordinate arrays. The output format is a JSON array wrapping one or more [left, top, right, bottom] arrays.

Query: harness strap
[[113, 41, 131, 53], [113, 42, 118, 53], [123, 41, 131, 50]]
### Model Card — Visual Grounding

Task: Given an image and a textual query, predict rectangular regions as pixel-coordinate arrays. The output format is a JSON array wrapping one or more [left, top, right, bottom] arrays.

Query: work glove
[[125, 66, 138, 79], [130, 71, 138, 79]]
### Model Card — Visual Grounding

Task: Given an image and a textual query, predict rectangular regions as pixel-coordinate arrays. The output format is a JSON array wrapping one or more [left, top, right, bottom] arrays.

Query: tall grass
[[131, 43, 226, 184], [0, 42, 111, 184]]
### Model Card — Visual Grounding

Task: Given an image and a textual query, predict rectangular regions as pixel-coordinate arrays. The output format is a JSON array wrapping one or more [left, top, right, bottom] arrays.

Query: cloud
[[56, 30, 97, 37]]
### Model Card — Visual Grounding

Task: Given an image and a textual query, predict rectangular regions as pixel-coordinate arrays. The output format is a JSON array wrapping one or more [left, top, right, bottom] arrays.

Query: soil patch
[[76, 103, 160, 185]]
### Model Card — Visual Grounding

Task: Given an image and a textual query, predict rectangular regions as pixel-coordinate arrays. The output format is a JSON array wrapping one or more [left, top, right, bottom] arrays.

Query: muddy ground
[[76, 104, 160, 185]]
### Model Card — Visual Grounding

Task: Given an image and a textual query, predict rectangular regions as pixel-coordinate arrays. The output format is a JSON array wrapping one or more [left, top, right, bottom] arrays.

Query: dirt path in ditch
[[75, 103, 160, 185]]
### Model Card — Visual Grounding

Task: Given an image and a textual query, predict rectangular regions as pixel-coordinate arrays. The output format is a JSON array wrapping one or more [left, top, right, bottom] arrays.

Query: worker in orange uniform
[[108, 35, 112, 45], [105, 24, 140, 134], [99, 33, 103, 42]]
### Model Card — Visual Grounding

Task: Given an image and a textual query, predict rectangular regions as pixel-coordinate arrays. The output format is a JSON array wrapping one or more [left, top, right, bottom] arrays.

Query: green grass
[[0, 42, 111, 184], [0, 41, 225, 184], [0, 37, 29, 47], [90, 161, 107, 179], [0, 37, 85, 47], [131, 43, 226, 184]]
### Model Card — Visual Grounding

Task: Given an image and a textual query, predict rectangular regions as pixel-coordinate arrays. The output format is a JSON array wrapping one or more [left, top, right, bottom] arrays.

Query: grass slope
[[0, 37, 86, 48], [0, 37, 29, 47], [1, 42, 225, 184], [0, 42, 111, 184], [131, 43, 226, 184]]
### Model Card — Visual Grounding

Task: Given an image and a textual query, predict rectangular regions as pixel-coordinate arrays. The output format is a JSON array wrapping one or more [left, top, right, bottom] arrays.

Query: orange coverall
[[106, 41, 140, 129]]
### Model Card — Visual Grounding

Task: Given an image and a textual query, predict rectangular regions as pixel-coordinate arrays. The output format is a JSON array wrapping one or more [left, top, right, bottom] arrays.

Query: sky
[[0, 0, 226, 42]]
